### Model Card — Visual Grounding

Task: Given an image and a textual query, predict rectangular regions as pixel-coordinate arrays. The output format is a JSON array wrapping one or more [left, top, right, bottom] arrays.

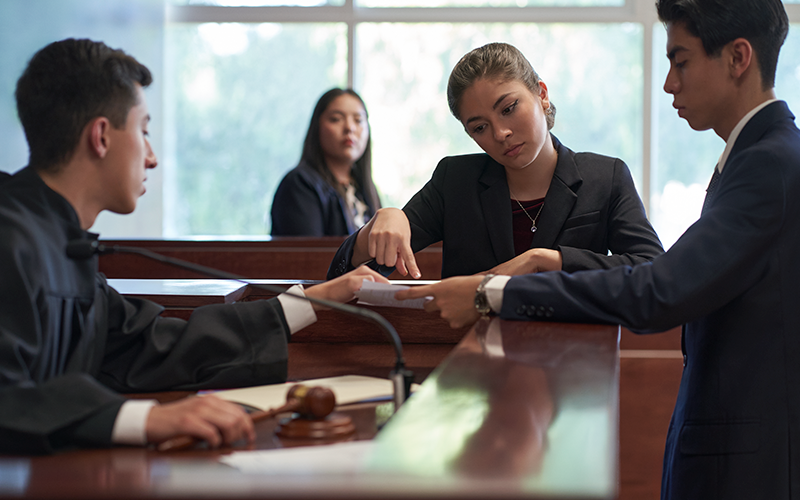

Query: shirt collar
[[716, 99, 778, 173]]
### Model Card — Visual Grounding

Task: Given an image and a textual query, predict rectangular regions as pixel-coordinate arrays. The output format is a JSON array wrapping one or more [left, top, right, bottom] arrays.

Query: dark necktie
[[701, 167, 722, 215]]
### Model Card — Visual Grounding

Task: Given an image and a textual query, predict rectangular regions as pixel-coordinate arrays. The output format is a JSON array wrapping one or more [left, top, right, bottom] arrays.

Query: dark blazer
[[500, 102, 800, 499], [328, 136, 663, 279], [271, 161, 378, 236]]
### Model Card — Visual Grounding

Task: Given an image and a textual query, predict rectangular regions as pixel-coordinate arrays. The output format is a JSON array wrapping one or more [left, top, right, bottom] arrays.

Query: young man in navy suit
[[398, 0, 799, 498]]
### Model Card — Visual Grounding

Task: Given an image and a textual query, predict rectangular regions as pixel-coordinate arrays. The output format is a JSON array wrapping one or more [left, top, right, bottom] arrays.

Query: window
[[356, 22, 642, 209], [164, 22, 347, 235], [2, 0, 799, 245]]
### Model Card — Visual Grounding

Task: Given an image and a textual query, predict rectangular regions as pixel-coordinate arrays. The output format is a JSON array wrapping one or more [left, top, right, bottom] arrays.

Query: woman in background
[[328, 43, 662, 279], [271, 88, 381, 236]]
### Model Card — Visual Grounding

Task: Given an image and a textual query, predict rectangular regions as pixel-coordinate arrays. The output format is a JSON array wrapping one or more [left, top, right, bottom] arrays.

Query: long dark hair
[[300, 88, 381, 216]]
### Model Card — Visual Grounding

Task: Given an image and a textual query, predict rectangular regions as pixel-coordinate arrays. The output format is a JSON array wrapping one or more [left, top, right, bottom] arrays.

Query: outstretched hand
[[146, 395, 254, 448], [354, 208, 421, 279], [394, 275, 485, 329], [305, 265, 389, 308]]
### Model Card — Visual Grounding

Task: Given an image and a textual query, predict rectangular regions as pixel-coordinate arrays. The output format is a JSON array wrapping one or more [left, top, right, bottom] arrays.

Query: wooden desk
[[107, 278, 682, 500], [0, 320, 619, 500]]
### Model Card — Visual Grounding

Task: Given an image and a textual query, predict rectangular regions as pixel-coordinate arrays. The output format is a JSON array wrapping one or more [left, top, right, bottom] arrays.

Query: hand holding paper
[[355, 280, 434, 309]]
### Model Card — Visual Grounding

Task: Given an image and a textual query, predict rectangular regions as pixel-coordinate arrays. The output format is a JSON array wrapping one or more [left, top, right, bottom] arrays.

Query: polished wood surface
[[98, 238, 444, 280], [106, 277, 682, 499], [0, 320, 619, 500], [371, 319, 620, 498]]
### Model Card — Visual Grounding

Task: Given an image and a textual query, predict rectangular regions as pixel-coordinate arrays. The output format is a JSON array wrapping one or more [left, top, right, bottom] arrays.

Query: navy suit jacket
[[500, 102, 800, 499], [328, 136, 663, 279]]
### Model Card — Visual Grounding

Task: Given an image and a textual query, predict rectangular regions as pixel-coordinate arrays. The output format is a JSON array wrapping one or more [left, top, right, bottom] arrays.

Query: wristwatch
[[474, 274, 496, 316]]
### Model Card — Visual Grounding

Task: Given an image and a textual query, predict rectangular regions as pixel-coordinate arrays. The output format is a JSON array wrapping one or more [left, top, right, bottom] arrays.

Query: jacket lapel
[[531, 138, 582, 249], [478, 158, 516, 264]]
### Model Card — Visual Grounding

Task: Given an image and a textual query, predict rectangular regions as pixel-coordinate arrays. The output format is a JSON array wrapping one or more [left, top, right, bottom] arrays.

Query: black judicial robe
[[0, 167, 291, 454]]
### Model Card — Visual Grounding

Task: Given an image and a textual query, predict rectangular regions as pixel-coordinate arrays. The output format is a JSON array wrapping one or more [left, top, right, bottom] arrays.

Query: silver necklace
[[510, 191, 544, 233]]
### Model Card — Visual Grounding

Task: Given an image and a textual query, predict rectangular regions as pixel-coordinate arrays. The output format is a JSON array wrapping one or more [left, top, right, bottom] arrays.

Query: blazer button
[[536, 306, 546, 317], [545, 307, 554, 318], [516, 306, 527, 316], [526, 306, 537, 318], [683, 354, 687, 367]]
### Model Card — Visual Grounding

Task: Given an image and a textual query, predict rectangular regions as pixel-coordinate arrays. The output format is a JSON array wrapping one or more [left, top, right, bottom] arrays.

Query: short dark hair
[[447, 42, 556, 130], [656, 0, 788, 89], [15, 38, 152, 172], [300, 88, 380, 215]]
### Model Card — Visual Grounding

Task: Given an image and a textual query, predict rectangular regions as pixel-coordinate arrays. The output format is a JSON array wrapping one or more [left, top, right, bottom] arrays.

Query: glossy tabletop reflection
[[0, 319, 619, 500], [367, 319, 620, 498]]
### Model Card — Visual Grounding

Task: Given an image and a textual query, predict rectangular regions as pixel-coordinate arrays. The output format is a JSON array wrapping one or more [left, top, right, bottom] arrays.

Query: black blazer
[[501, 102, 800, 499], [328, 136, 662, 279], [271, 161, 378, 236]]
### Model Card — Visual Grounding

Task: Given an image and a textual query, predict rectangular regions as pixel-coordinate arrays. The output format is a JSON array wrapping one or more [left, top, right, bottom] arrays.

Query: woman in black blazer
[[271, 88, 381, 236], [328, 43, 662, 279]]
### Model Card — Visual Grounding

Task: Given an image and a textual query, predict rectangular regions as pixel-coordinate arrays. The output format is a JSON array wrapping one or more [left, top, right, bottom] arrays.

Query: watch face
[[475, 293, 490, 315]]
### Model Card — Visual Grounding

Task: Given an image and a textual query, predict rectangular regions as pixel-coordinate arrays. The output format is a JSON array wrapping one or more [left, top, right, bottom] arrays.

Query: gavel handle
[[156, 401, 297, 452]]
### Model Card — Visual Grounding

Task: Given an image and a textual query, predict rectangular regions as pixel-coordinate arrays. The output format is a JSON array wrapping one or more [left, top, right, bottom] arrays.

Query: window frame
[[165, 0, 800, 220]]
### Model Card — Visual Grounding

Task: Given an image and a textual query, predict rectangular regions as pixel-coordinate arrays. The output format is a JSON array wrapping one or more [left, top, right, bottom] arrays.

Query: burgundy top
[[511, 198, 545, 256]]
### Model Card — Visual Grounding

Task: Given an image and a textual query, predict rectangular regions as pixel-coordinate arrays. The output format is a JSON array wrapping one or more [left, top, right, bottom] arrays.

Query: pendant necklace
[[510, 189, 544, 233]]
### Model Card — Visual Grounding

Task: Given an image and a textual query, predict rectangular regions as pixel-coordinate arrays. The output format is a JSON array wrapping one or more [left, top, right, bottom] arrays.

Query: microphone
[[66, 239, 414, 409]]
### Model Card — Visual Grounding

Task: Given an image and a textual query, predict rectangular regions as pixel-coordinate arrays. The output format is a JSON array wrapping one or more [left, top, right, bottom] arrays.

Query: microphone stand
[[67, 240, 414, 409]]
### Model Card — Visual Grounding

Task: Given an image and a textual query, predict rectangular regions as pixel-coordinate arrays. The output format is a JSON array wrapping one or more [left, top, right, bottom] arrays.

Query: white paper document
[[355, 280, 432, 309], [219, 440, 375, 475]]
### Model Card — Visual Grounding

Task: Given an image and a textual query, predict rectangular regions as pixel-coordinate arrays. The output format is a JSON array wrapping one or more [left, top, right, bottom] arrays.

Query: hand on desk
[[146, 395, 254, 448], [395, 275, 484, 329], [353, 208, 421, 279]]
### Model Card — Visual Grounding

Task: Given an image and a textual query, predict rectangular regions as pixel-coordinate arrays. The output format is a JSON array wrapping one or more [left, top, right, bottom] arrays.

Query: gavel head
[[286, 385, 336, 419]]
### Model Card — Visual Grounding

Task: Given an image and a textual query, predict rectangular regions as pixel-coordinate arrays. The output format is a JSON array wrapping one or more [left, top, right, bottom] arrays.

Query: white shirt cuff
[[112, 399, 157, 446], [482, 319, 506, 358], [485, 275, 511, 314], [277, 284, 317, 334]]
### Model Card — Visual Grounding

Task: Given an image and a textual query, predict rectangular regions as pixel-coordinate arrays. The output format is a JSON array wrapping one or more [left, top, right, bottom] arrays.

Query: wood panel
[[618, 354, 683, 500], [98, 238, 443, 281]]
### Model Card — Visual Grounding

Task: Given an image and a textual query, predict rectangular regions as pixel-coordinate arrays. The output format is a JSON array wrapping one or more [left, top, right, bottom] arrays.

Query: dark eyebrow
[[464, 92, 513, 125], [667, 46, 687, 60]]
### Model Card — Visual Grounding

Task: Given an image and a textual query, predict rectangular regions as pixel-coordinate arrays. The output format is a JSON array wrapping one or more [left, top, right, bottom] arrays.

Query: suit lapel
[[531, 139, 582, 249], [478, 158, 516, 264], [704, 101, 794, 214]]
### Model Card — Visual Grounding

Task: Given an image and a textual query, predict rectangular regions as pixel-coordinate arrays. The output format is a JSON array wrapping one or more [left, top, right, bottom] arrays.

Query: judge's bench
[[0, 238, 683, 500]]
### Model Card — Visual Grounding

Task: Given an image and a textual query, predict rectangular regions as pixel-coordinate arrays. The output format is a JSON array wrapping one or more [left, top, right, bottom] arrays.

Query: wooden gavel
[[157, 384, 336, 452]]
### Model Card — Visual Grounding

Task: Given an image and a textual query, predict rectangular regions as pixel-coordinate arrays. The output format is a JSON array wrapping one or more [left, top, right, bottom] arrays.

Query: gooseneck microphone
[[66, 239, 414, 409]]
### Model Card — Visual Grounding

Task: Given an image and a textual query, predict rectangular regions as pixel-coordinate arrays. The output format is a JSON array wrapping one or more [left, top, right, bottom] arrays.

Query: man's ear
[[728, 37, 754, 80], [88, 116, 112, 159]]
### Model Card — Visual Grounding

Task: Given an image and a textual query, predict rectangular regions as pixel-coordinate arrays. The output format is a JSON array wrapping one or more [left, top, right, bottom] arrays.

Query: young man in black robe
[[0, 38, 386, 454]]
